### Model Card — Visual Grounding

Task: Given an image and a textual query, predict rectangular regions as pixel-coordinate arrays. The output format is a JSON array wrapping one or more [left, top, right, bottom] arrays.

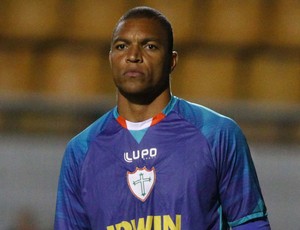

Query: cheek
[[146, 56, 165, 71], [153, 59, 170, 76], [110, 58, 123, 74], [110, 52, 122, 65]]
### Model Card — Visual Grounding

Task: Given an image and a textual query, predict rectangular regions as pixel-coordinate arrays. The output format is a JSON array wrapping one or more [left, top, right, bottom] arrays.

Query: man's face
[[109, 18, 176, 100]]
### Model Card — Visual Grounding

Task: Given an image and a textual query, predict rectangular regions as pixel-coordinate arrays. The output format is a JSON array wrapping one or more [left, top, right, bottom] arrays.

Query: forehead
[[112, 18, 168, 42]]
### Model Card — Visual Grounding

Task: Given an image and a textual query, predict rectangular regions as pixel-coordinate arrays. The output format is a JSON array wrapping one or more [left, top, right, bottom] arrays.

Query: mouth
[[123, 70, 144, 78]]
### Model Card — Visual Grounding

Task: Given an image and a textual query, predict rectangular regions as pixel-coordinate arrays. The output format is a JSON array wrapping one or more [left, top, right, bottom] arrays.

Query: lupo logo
[[124, 148, 157, 163]]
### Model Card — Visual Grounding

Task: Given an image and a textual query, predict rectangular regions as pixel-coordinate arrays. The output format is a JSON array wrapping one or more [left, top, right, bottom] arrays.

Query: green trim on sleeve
[[228, 212, 267, 227]]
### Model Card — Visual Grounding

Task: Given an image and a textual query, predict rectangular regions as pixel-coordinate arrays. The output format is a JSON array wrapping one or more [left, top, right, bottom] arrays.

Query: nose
[[126, 45, 142, 63]]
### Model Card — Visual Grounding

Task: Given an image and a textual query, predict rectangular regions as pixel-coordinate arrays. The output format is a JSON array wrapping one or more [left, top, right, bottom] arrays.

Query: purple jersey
[[55, 96, 268, 229]]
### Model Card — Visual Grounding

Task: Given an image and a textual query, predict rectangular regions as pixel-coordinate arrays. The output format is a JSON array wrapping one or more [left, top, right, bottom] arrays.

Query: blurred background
[[0, 0, 299, 229]]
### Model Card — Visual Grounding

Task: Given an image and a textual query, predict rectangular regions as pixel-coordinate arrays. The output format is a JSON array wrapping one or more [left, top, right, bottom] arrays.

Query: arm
[[214, 120, 269, 229], [54, 141, 90, 229]]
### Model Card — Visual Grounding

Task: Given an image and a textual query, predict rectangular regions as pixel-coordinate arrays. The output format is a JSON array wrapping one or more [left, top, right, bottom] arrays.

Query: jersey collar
[[113, 96, 178, 130]]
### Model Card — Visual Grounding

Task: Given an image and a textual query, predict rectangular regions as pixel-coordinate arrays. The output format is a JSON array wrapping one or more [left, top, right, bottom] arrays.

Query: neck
[[117, 89, 171, 122]]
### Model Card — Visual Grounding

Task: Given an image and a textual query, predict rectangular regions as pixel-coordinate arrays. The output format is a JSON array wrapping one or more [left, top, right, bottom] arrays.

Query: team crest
[[127, 167, 156, 202]]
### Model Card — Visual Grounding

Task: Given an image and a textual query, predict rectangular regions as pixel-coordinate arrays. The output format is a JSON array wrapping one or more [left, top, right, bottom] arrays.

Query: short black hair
[[112, 6, 174, 54]]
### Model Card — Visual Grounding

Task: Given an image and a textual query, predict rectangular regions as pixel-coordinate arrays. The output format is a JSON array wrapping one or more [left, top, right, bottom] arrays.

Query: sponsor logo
[[127, 167, 156, 202], [124, 148, 157, 163], [106, 214, 181, 230]]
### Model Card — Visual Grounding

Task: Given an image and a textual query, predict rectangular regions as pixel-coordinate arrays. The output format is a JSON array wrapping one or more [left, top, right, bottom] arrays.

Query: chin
[[119, 86, 167, 105]]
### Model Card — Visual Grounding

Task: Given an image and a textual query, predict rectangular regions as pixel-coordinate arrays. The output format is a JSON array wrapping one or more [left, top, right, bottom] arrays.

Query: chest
[[80, 123, 218, 227]]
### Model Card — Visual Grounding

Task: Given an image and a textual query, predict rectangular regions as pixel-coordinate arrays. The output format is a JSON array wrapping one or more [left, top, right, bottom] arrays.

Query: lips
[[123, 70, 144, 77]]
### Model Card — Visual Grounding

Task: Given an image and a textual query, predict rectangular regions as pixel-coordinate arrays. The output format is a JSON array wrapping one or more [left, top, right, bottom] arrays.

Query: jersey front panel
[[55, 96, 268, 230], [82, 111, 220, 229]]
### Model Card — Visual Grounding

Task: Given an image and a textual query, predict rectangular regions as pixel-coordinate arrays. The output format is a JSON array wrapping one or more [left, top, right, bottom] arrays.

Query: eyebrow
[[112, 37, 162, 45]]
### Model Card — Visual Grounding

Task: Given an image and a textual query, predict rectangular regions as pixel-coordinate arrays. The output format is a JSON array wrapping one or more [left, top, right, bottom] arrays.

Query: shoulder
[[174, 97, 240, 134], [64, 109, 115, 165], [174, 97, 248, 156]]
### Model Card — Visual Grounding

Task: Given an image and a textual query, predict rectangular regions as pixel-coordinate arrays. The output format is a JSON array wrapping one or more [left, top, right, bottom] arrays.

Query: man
[[55, 6, 271, 230]]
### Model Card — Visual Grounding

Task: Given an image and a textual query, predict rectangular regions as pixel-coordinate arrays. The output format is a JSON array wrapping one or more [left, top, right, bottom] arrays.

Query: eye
[[115, 44, 127, 50], [145, 44, 157, 50]]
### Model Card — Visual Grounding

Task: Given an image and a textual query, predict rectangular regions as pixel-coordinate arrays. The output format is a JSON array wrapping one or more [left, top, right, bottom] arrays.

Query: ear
[[109, 50, 112, 68], [170, 51, 178, 73]]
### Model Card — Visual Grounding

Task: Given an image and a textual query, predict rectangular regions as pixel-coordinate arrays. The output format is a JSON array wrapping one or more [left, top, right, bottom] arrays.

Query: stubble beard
[[116, 77, 170, 105]]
